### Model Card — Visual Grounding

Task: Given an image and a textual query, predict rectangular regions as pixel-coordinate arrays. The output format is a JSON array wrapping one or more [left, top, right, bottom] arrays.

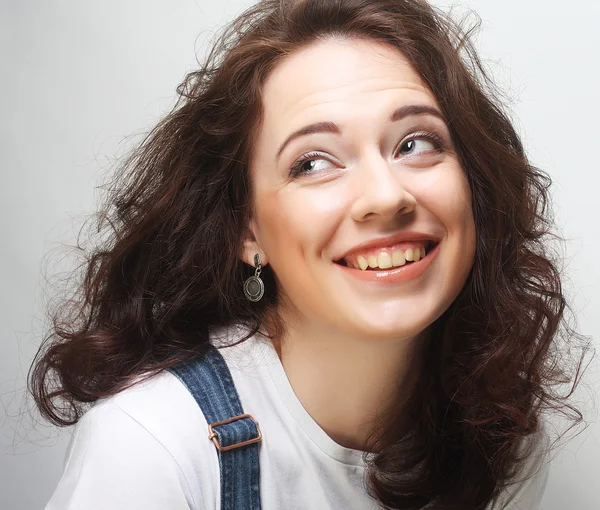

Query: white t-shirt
[[45, 328, 549, 510]]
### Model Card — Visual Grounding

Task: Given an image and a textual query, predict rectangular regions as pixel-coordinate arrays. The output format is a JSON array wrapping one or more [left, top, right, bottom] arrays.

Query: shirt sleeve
[[491, 430, 551, 510], [45, 400, 195, 510], [493, 460, 549, 510]]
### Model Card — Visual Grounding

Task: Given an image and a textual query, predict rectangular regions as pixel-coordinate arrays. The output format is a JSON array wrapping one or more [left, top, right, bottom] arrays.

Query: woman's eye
[[398, 138, 436, 156], [290, 153, 333, 177], [396, 134, 444, 158]]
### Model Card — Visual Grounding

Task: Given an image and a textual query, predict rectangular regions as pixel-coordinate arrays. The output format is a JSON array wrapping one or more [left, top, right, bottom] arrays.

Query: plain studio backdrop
[[1, 1, 598, 508]]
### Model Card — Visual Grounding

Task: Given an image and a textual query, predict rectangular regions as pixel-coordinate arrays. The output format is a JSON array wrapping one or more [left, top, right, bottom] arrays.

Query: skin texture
[[243, 37, 476, 451]]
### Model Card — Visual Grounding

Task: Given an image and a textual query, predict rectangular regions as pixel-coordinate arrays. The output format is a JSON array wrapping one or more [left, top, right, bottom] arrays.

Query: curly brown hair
[[30, 0, 587, 508]]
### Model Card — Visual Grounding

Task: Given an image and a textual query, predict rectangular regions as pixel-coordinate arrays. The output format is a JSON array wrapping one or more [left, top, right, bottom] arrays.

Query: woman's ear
[[241, 219, 268, 267]]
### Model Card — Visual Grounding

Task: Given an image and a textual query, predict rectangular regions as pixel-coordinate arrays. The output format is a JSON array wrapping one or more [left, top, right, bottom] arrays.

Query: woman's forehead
[[266, 38, 430, 97], [257, 37, 438, 147]]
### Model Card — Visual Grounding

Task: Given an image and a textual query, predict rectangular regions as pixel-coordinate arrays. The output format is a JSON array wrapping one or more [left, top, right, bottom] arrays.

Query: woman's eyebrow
[[274, 104, 446, 162]]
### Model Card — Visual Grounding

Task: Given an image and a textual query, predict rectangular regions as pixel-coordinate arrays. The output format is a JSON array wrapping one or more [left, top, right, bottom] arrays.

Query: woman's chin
[[340, 315, 436, 343]]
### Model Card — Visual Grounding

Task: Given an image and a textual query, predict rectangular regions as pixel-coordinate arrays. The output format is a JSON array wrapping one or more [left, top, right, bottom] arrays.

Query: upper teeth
[[348, 246, 427, 271]]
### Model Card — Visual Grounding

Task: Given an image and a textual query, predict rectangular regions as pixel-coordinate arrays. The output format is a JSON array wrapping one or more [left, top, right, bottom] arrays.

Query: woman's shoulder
[[491, 422, 552, 510], [106, 369, 212, 452], [89, 328, 266, 461], [45, 370, 219, 510], [96, 368, 222, 486], [100, 326, 262, 446]]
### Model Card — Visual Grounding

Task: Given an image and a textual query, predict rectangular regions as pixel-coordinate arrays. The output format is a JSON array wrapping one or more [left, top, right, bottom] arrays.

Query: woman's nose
[[350, 153, 417, 222]]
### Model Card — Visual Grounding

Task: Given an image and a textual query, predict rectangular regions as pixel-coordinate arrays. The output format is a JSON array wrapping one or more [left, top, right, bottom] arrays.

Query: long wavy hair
[[30, 0, 587, 508]]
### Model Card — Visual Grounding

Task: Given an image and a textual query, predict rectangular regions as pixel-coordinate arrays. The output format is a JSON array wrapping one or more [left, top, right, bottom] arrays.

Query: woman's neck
[[270, 314, 424, 452]]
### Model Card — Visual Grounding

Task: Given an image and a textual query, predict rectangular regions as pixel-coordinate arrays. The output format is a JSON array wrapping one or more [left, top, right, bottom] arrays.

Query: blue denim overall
[[168, 344, 262, 510]]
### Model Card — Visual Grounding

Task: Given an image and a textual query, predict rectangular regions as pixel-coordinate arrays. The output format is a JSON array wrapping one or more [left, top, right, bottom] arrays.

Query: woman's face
[[245, 37, 476, 341]]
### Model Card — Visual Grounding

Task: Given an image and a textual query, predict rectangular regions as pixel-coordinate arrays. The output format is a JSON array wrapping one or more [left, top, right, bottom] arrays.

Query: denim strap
[[168, 344, 262, 510]]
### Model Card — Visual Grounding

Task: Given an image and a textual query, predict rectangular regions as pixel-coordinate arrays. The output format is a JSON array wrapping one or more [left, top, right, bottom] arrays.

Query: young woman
[[32, 0, 584, 508]]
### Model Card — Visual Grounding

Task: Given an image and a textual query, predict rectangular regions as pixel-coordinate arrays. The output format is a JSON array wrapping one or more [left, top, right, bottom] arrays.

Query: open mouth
[[335, 240, 438, 271]]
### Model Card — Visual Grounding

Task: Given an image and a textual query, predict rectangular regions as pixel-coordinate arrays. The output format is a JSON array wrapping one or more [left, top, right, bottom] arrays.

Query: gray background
[[1, 0, 598, 508]]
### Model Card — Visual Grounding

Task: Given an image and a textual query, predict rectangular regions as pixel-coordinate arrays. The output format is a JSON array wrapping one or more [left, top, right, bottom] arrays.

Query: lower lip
[[335, 242, 440, 284]]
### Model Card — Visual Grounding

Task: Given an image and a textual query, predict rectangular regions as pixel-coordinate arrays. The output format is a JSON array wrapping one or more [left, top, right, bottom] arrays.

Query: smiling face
[[243, 37, 476, 342]]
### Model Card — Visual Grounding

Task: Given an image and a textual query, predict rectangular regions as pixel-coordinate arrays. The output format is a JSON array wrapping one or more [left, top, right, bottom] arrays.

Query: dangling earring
[[243, 253, 264, 302]]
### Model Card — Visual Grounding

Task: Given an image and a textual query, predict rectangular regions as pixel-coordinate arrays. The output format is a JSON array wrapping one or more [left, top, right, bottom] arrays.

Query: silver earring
[[244, 253, 264, 302]]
